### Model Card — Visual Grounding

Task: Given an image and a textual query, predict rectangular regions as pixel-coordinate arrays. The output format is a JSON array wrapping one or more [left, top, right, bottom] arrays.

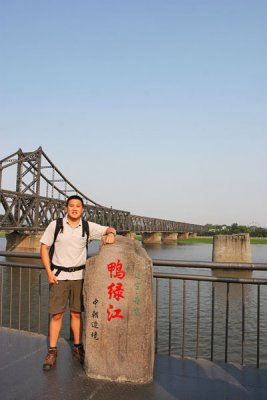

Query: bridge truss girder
[[0, 147, 205, 234], [0, 189, 204, 234]]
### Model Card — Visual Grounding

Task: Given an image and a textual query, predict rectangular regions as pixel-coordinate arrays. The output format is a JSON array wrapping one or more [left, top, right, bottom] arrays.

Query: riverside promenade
[[1, 327, 267, 400]]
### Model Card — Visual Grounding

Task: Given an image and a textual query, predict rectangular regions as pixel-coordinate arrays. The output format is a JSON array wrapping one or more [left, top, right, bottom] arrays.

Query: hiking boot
[[73, 344, 84, 364], [43, 348, 57, 371]]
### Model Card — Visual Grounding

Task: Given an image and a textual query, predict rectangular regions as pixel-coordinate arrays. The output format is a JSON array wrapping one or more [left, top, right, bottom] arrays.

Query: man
[[40, 195, 116, 371]]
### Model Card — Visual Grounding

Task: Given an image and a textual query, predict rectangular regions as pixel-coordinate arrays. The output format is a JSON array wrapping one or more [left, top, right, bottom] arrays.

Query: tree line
[[203, 223, 267, 237]]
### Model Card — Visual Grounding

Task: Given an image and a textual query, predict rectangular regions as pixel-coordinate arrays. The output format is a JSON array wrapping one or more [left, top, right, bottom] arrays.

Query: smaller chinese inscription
[[90, 298, 100, 340], [133, 272, 142, 316]]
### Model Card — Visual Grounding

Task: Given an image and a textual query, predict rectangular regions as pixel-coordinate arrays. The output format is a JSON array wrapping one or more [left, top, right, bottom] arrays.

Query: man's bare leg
[[49, 312, 64, 347]]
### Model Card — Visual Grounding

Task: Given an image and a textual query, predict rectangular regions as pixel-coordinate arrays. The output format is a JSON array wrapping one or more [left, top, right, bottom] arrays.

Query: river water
[[1, 238, 267, 367]]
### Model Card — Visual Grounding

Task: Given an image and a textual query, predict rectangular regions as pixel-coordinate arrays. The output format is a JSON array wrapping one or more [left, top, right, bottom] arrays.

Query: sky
[[1, 1, 266, 227]]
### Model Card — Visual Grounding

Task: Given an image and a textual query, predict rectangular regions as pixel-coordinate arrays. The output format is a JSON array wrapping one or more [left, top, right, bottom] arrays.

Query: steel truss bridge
[[0, 147, 205, 235]]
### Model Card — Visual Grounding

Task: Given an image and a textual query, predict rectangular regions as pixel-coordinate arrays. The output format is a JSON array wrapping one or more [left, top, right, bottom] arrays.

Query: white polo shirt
[[40, 216, 108, 280]]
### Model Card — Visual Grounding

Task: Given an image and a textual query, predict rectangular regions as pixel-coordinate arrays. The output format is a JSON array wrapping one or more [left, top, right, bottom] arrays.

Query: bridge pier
[[189, 233, 197, 238], [162, 232, 178, 243], [212, 233, 252, 262], [6, 232, 42, 253], [123, 232, 136, 240], [178, 232, 189, 239], [142, 232, 162, 244]]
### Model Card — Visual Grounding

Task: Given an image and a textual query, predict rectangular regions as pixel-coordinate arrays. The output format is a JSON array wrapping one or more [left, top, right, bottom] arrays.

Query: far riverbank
[[135, 235, 267, 245], [178, 237, 267, 244]]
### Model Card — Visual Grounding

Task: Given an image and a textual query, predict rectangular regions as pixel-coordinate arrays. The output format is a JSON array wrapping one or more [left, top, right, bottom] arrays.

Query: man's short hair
[[66, 195, 84, 207]]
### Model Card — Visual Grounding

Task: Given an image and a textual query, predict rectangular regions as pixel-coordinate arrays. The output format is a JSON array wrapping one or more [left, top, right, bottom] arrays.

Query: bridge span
[[0, 147, 205, 245]]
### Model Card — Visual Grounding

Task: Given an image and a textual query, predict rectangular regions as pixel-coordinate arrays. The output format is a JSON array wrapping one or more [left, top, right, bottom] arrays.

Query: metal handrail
[[2, 260, 267, 283], [154, 271, 267, 284], [1, 256, 267, 368], [153, 259, 267, 270], [1, 251, 267, 271], [0, 251, 41, 259]]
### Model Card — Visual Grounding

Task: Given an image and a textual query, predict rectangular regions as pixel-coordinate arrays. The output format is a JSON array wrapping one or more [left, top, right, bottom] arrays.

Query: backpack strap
[[49, 218, 64, 262]]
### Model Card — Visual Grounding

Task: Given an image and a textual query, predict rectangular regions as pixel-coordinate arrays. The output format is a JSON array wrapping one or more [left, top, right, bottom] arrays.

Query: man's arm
[[103, 227, 117, 244], [40, 243, 58, 284]]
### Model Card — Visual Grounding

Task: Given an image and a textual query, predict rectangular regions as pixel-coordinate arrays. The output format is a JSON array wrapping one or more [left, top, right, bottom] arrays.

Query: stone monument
[[83, 235, 154, 383]]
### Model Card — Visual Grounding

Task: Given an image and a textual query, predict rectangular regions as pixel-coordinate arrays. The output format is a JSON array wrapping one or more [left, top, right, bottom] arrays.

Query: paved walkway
[[1, 327, 267, 400]]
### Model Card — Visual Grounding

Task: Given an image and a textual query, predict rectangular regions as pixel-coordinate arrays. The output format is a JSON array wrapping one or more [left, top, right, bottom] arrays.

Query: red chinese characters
[[107, 304, 124, 321], [107, 260, 126, 280], [106, 259, 126, 321], [108, 282, 124, 301]]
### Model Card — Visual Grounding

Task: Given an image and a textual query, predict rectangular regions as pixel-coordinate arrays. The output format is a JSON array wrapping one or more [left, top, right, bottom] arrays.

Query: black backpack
[[49, 218, 90, 262]]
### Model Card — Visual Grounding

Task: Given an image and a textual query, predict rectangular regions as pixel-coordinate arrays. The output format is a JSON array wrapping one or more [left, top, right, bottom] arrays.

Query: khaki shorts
[[48, 280, 84, 314]]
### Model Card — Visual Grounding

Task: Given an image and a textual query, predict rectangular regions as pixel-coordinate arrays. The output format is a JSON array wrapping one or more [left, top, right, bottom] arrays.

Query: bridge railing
[[1, 251, 267, 368]]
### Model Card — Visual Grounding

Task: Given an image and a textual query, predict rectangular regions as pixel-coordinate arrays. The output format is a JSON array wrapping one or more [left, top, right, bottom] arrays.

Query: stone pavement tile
[[1, 328, 267, 400]]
